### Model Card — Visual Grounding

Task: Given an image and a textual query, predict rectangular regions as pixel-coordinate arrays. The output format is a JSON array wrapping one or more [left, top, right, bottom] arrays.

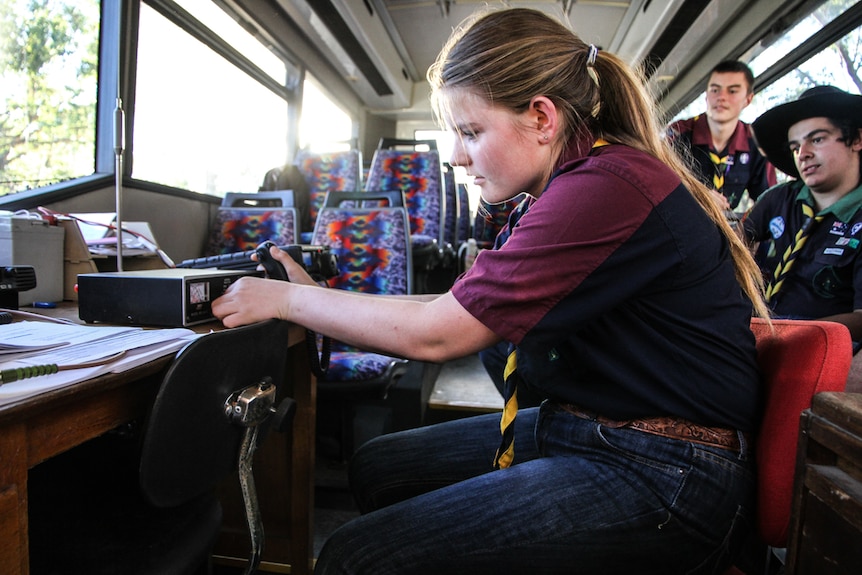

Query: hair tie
[[585, 45, 600, 117], [587, 44, 599, 67], [586, 45, 600, 87]]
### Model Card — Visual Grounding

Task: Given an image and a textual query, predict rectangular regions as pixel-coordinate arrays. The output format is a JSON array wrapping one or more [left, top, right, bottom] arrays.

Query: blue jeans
[[315, 403, 755, 575]]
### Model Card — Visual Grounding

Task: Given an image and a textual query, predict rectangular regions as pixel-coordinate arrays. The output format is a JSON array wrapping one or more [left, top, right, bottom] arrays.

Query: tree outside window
[[0, 0, 99, 196]]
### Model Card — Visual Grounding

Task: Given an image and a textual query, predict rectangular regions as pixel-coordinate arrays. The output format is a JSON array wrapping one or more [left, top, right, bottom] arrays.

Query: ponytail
[[429, 7, 770, 321]]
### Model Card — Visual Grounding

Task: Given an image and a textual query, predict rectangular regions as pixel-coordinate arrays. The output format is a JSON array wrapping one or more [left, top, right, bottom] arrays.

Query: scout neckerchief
[[493, 138, 611, 469]]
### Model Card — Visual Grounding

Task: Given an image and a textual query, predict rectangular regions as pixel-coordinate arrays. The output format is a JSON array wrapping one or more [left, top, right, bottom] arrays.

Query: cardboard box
[[0, 216, 65, 305], [59, 218, 98, 301], [60, 218, 168, 300]]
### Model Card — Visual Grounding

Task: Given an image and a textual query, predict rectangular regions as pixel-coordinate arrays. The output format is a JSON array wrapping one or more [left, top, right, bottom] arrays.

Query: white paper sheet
[[0, 321, 201, 406]]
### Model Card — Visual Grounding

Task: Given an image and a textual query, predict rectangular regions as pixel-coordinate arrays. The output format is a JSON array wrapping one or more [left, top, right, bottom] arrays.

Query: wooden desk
[[787, 392, 862, 574], [0, 305, 316, 575]]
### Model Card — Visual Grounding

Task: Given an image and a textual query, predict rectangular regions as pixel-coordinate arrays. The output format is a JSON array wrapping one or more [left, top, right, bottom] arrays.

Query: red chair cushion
[[750, 318, 851, 547]]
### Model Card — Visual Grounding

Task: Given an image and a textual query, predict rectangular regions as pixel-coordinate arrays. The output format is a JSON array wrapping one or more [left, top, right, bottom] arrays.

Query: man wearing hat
[[747, 86, 862, 389]]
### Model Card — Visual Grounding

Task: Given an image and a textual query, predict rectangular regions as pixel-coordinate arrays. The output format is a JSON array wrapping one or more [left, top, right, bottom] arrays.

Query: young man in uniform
[[668, 60, 776, 213], [747, 85, 862, 391]]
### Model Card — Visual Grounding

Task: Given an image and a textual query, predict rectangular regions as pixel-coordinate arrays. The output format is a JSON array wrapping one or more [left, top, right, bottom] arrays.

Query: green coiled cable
[[0, 363, 60, 385]]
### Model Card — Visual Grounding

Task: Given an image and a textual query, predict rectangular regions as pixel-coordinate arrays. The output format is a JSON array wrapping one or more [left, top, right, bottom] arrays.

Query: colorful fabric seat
[[311, 191, 411, 382], [206, 208, 298, 255], [366, 139, 450, 293], [313, 206, 411, 297], [473, 194, 525, 249], [311, 191, 413, 454], [442, 163, 458, 247], [205, 191, 299, 255], [457, 182, 472, 247], [294, 149, 362, 243], [365, 142, 444, 248]]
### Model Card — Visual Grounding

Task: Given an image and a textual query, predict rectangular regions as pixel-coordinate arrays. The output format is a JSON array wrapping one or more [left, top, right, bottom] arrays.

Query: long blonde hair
[[428, 8, 769, 320]]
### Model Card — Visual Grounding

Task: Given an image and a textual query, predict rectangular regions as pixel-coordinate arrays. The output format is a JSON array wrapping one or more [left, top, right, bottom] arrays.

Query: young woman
[[213, 8, 770, 574]]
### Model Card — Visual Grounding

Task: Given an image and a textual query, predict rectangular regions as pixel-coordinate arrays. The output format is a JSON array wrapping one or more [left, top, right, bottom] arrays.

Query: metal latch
[[224, 376, 276, 427]]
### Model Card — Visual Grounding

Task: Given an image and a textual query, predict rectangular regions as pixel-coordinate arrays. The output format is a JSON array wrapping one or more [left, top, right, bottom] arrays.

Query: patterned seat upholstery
[[422, 162, 463, 292], [442, 163, 458, 247], [311, 191, 412, 393], [294, 149, 362, 243], [457, 182, 472, 247], [205, 191, 298, 255], [365, 143, 444, 248], [473, 194, 525, 249], [311, 191, 413, 455], [366, 140, 449, 293], [313, 207, 411, 297]]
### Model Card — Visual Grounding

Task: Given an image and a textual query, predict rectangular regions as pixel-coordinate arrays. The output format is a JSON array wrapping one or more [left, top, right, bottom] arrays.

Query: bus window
[[744, 0, 862, 119], [0, 0, 100, 196], [171, 0, 286, 86], [671, 0, 862, 128], [299, 76, 353, 152], [133, 2, 291, 197]]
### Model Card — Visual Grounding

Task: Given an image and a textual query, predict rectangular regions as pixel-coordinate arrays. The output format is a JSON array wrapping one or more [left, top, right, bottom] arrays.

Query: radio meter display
[[189, 281, 210, 304]]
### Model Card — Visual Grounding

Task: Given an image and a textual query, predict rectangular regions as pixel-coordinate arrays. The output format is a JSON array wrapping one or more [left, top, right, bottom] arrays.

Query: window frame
[[0, 0, 321, 208], [751, 1, 862, 93], [667, 0, 862, 124]]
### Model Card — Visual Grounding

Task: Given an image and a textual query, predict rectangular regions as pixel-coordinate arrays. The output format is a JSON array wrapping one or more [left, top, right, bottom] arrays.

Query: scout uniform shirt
[[668, 114, 775, 210], [744, 179, 862, 319], [453, 144, 760, 431]]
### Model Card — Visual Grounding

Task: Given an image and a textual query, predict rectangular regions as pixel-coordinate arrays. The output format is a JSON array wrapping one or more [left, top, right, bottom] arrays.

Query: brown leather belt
[[557, 403, 746, 451]]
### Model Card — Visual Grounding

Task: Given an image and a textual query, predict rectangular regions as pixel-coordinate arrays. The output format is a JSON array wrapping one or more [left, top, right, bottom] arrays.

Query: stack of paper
[[0, 320, 201, 405]]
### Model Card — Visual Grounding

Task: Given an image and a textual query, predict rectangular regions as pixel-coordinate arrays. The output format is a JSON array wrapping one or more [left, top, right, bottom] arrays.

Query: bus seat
[[259, 164, 312, 233], [365, 138, 451, 293], [311, 190, 413, 456], [206, 190, 299, 255], [314, 190, 412, 295], [223, 190, 296, 208], [294, 148, 363, 243], [473, 194, 524, 250], [457, 182, 472, 249], [419, 162, 461, 292], [726, 318, 851, 574], [27, 319, 297, 575], [442, 163, 458, 248]]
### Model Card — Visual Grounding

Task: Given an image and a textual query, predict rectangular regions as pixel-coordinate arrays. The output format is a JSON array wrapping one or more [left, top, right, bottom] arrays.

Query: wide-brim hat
[[752, 85, 862, 178]]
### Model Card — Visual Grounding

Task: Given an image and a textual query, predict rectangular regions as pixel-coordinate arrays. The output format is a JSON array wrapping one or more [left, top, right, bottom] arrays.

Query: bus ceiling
[[222, 0, 824, 122]]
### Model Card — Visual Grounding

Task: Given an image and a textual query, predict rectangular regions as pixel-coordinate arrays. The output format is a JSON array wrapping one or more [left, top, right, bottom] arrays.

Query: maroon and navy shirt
[[668, 115, 776, 210], [452, 144, 760, 432]]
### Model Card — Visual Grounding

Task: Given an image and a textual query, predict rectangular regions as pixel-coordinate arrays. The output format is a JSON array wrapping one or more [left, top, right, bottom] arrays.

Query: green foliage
[[0, 0, 98, 196]]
